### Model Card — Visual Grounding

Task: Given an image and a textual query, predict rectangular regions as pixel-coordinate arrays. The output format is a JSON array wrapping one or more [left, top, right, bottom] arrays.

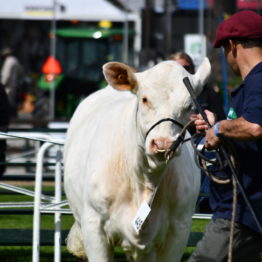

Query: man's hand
[[190, 110, 216, 133], [190, 110, 222, 149], [204, 127, 222, 149]]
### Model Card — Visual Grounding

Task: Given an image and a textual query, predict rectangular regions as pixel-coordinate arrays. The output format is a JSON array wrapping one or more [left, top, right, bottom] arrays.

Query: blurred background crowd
[[0, 0, 260, 125]]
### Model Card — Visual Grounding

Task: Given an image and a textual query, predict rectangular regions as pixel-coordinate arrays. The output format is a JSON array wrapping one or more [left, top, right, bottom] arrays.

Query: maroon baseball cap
[[213, 10, 262, 48]]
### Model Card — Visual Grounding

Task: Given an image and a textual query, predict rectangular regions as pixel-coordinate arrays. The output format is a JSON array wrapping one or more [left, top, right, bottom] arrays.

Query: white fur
[[64, 59, 211, 262]]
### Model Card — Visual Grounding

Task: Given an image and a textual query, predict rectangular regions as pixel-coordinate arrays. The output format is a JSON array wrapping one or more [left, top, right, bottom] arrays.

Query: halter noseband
[[145, 118, 184, 140]]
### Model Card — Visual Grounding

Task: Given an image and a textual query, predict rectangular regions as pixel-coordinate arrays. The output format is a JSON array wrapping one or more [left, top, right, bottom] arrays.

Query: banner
[[237, 0, 262, 9], [184, 34, 207, 69], [177, 0, 214, 10]]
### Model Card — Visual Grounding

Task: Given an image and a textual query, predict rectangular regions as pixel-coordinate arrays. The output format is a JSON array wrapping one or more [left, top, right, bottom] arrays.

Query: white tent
[[0, 0, 136, 22], [0, 0, 141, 65], [0, 0, 142, 119]]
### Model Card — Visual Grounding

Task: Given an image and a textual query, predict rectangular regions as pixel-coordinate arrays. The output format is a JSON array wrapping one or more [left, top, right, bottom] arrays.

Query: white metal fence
[[0, 131, 71, 262], [0, 130, 212, 262]]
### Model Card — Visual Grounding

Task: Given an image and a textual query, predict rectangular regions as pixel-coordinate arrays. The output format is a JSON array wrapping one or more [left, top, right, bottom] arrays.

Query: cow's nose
[[151, 137, 173, 153]]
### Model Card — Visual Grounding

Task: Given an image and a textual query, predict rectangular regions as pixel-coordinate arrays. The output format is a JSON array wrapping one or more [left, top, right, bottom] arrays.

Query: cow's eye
[[142, 97, 148, 104], [187, 104, 193, 111], [184, 103, 192, 112]]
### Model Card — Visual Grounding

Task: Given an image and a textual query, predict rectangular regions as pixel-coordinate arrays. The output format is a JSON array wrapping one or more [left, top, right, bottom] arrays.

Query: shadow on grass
[[0, 246, 195, 262], [0, 247, 75, 262]]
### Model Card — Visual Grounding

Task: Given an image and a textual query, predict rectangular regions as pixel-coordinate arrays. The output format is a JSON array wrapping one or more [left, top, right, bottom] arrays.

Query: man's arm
[[218, 117, 262, 140], [0, 57, 15, 86], [193, 110, 262, 149], [205, 117, 262, 149]]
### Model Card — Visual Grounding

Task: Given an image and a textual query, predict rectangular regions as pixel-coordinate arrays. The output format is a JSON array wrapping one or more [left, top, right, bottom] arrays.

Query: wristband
[[214, 122, 223, 138]]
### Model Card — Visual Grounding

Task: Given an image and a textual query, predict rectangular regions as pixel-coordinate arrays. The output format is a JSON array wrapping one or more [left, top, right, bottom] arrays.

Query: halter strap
[[145, 118, 184, 140]]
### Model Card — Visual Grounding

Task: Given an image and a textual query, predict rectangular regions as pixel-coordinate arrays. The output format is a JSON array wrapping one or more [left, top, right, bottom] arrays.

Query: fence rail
[[0, 129, 211, 262]]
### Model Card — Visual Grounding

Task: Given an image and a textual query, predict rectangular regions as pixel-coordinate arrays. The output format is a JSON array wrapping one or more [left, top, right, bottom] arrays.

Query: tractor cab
[[36, 26, 135, 120]]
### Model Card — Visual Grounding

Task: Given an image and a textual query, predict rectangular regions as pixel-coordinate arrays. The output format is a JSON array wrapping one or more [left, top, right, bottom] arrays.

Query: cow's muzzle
[[145, 118, 187, 159]]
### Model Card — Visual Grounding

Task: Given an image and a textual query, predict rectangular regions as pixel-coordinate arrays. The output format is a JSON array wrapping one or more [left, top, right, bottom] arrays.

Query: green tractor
[[35, 27, 135, 120]]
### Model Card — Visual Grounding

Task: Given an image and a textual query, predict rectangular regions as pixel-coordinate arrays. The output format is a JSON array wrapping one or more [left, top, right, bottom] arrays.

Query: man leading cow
[[188, 10, 262, 262]]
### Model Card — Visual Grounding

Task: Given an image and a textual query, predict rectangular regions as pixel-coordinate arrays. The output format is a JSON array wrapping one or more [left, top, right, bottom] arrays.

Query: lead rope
[[145, 119, 237, 262], [145, 118, 238, 262], [229, 176, 237, 262], [192, 134, 239, 262], [165, 119, 195, 161]]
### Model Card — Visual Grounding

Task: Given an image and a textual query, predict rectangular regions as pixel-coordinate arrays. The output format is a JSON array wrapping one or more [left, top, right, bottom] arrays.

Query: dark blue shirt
[[210, 62, 262, 233]]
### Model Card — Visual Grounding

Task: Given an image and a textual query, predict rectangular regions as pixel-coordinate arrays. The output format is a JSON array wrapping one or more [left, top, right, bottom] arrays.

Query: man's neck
[[237, 47, 262, 79]]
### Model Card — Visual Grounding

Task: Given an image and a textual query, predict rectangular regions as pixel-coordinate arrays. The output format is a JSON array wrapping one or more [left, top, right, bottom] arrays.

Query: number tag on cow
[[132, 202, 151, 233]]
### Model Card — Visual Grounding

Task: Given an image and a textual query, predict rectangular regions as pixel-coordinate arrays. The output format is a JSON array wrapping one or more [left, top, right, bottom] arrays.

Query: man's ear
[[229, 39, 237, 57], [103, 62, 138, 93]]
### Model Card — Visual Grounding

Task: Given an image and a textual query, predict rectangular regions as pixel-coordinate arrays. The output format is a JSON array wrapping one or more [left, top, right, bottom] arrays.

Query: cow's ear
[[191, 58, 211, 95], [103, 62, 138, 93]]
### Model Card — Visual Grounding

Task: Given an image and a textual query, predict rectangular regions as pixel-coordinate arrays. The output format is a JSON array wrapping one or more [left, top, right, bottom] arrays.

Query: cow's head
[[103, 59, 211, 160]]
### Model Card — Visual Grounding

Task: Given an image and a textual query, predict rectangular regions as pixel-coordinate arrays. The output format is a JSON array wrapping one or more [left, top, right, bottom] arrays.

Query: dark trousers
[[188, 218, 262, 262]]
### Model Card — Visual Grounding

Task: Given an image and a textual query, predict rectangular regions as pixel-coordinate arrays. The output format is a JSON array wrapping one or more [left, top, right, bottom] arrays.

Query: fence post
[[54, 147, 63, 262], [33, 142, 54, 262]]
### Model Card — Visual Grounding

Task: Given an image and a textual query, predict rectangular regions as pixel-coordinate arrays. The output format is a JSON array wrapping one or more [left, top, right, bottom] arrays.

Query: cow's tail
[[66, 221, 87, 259]]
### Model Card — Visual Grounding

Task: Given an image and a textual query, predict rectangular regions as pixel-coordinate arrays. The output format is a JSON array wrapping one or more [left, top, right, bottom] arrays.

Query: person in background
[[188, 10, 262, 262], [169, 51, 226, 122], [0, 47, 24, 117], [169, 51, 226, 213], [0, 83, 10, 177]]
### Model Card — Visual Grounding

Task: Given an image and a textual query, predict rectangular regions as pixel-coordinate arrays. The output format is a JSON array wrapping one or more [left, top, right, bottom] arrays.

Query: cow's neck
[[145, 155, 167, 185], [131, 153, 167, 207], [127, 109, 168, 207]]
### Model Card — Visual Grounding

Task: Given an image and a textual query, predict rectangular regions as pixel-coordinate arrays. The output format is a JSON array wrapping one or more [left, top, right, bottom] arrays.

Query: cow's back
[[64, 86, 138, 217]]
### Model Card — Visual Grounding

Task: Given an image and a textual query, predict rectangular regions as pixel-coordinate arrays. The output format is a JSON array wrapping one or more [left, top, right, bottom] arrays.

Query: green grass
[[0, 246, 76, 262], [0, 186, 209, 261]]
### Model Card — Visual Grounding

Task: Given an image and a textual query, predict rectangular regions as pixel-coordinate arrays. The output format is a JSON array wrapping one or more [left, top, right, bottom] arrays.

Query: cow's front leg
[[137, 251, 157, 262], [156, 220, 192, 262], [81, 210, 114, 262]]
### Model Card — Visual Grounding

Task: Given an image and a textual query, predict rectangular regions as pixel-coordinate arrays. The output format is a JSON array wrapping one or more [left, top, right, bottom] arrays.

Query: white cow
[[64, 58, 211, 262]]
